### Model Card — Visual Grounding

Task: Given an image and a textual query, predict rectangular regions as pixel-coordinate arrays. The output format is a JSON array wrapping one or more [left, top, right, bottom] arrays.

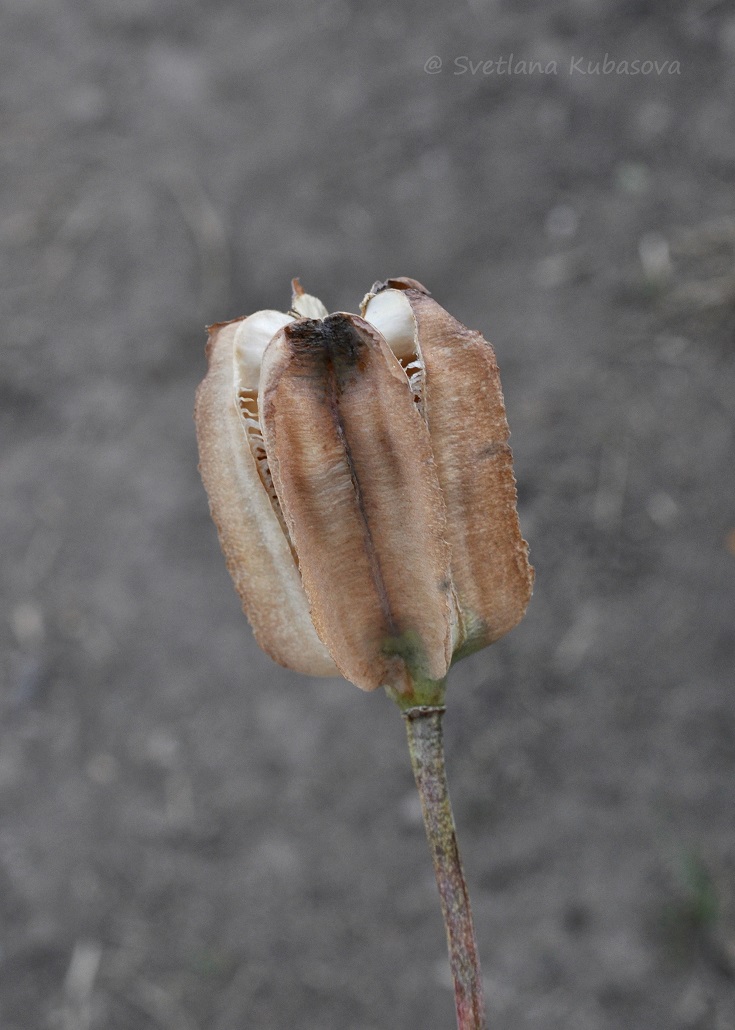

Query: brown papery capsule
[[194, 306, 338, 676], [362, 279, 533, 660], [260, 313, 455, 701]]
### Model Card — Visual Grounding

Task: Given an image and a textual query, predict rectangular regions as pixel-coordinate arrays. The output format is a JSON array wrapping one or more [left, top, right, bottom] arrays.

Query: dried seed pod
[[362, 279, 533, 659], [195, 279, 532, 697], [195, 304, 338, 676], [260, 312, 454, 698]]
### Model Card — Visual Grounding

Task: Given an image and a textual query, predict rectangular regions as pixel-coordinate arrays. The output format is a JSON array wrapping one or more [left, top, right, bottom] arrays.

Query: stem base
[[403, 706, 488, 1030]]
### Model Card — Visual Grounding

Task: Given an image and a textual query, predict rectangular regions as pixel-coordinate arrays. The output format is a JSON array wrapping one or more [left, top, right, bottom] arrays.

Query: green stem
[[403, 706, 488, 1030]]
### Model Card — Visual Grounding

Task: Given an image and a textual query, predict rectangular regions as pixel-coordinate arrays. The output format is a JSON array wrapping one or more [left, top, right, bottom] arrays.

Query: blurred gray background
[[2, 1, 734, 1027]]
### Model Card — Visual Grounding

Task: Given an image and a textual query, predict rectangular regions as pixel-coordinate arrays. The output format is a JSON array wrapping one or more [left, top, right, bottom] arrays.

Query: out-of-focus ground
[[2, 1, 734, 1027]]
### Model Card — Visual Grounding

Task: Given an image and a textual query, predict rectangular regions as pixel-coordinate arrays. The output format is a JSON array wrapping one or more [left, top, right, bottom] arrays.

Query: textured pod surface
[[194, 316, 338, 676], [364, 281, 534, 658], [260, 313, 455, 696]]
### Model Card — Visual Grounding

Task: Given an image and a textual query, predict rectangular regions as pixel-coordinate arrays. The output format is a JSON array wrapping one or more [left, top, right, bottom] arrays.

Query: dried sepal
[[260, 313, 455, 697], [195, 315, 338, 676], [363, 282, 534, 658]]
